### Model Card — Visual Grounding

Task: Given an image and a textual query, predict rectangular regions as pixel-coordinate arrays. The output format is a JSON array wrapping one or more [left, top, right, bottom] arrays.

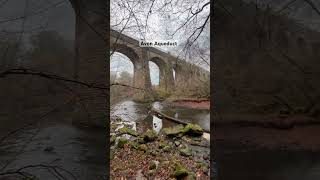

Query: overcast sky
[[1, 0, 319, 84]]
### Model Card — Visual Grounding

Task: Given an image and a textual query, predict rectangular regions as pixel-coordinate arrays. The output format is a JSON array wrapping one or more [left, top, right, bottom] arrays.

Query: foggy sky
[[0, 0, 75, 41]]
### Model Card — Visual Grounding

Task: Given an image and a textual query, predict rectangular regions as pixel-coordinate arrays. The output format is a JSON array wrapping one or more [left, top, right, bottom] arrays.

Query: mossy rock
[[117, 137, 128, 148], [137, 137, 146, 144], [187, 172, 196, 180], [162, 125, 185, 137], [142, 129, 158, 142], [196, 162, 209, 172], [119, 126, 138, 137], [138, 144, 148, 152], [179, 146, 192, 157], [182, 123, 204, 136], [173, 163, 190, 178], [110, 135, 116, 145]]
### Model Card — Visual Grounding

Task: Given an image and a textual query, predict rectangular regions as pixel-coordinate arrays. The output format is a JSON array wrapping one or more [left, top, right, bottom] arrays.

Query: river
[[110, 100, 210, 134], [0, 114, 107, 179]]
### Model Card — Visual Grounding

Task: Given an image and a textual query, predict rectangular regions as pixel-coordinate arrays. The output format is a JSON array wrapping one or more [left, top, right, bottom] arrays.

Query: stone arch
[[148, 61, 160, 86], [111, 43, 152, 92], [111, 43, 140, 65], [110, 52, 134, 86], [149, 57, 174, 91]]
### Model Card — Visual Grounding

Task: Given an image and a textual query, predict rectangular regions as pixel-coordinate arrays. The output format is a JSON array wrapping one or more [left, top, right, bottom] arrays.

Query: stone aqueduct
[[110, 30, 209, 95], [67, 0, 208, 126]]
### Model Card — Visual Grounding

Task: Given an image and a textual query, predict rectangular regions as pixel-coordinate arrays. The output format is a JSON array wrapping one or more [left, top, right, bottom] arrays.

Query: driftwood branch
[[151, 108, 210, 133]]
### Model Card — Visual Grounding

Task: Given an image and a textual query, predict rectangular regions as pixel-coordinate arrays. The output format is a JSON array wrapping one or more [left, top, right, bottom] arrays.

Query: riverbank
[[110, 118, 210, 179], [165, 98, 210, 110]]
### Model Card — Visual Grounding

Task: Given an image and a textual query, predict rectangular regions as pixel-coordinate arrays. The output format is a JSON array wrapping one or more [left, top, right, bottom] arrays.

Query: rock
[[138, 144, 148, 152], [173, 163, 189, 178], [119, 126, 138, 137], [162, 125, 185, 137], [179, 146, 192, 157], [182, 123, 204, 136], [149, 160, 159, 170], [117, 137, 128, 148], [174, 140, 181, 147], [142, 129, 157, 142]]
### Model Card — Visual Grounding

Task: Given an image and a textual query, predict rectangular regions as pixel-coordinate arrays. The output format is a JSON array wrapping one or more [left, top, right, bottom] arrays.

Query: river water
[[0, 115, 107, 179], [110, 100, 210, 134]]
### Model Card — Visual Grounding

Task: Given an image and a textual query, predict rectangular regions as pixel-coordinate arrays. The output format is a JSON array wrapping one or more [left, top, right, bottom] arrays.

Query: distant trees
[[26, 30, 73, 77], [110, 71, 134, 104]]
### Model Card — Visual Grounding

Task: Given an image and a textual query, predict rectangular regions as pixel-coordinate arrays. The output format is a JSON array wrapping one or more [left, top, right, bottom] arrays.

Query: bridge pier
[[71, 0, 107, 127], [132, 50, 153, 101], [159, 64, 175, 92]]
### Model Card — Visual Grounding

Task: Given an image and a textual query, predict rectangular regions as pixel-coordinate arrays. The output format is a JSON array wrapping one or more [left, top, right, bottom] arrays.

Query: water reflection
[[0, 123, 106, 179], [111, 100, 210, 133]]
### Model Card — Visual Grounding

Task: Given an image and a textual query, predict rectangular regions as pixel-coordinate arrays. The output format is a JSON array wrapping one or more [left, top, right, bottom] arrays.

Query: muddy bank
[[170, 100, 210, 110]]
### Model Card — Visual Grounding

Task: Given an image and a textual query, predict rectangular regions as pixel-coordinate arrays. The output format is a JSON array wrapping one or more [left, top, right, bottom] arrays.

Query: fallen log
[[150, 108, 210, 133]]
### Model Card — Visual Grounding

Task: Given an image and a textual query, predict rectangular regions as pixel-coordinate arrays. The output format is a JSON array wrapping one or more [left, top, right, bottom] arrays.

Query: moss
[[138, 144, 148, 152], [187, 172, 196, 180], [117, 137, 128, 148], [179, 146, 192, 157], [182, 123, 204, 136], [128, 141, 139, 149], [162, 123, 204, 137], [142, 129, 158, 142], [119, 126, 138, 137], [159, 140, 168, 149], [162, 125, 185, 137], [173, 163, 190, 178], [196, 162, 209, 171]]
